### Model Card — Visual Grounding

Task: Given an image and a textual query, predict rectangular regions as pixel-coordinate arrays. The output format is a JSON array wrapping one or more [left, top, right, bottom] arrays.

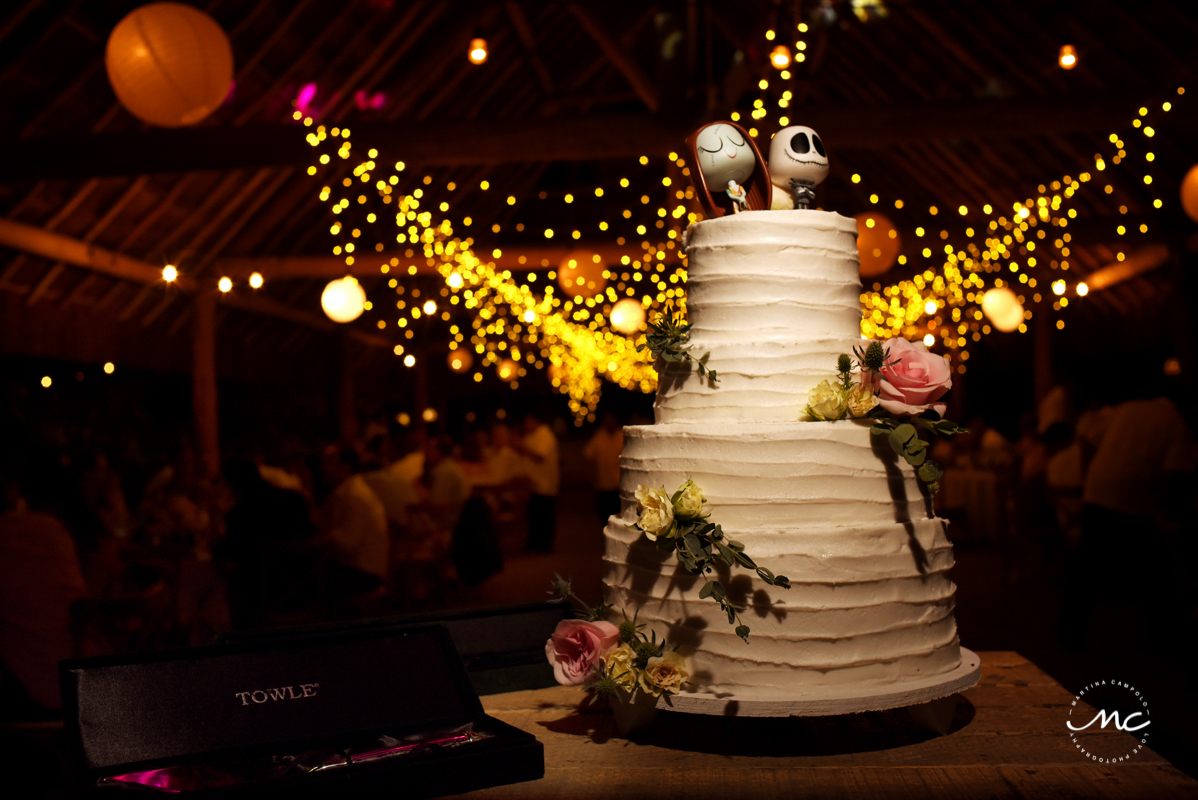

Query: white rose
[[634, 485, 675, 541], [672, 479, 707, 519], [805, 380, 848, 421], [846, 383, 879, 418]]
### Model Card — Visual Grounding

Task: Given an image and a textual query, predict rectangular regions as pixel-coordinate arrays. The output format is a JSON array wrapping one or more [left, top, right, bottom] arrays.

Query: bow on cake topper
[[685, 122, 830, 214]]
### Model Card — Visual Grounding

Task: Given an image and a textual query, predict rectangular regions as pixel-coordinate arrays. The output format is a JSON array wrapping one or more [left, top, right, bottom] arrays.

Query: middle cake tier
[[619, 421, 935, 528]]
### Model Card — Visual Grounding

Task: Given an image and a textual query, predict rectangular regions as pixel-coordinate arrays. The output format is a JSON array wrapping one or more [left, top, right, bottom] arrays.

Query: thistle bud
[[837, 353, 852, 374], [863, 341, 886, 372]]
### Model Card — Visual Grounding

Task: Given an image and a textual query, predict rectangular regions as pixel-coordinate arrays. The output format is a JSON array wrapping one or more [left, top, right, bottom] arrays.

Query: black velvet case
[[59, 624, 544, 797]]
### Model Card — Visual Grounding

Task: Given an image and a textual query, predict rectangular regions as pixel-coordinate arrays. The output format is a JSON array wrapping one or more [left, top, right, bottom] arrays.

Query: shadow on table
[[539, 695, 977, 756]]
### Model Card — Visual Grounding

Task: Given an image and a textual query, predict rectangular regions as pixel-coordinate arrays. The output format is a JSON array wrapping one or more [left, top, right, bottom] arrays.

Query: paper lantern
[[468, 37, 488, 65], [447, 348, 473, 374], [1181, 165, 1198, 223], [105, 3, 233, 128], [321, 276, 366, 323], [496, 358, 519, 382], [609, 298, 645, 335], [557, 250, 607, 296], [981, 287, 1024, 333], [855, 212, 901, 277], [770, 45, 791, 70]]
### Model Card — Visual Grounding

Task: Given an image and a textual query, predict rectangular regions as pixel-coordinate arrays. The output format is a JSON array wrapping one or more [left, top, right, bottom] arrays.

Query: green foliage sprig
[[637, 303, 718, 383], [633, 481, 789, 642]]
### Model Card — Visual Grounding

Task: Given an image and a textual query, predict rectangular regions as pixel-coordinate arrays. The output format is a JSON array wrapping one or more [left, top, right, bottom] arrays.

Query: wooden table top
[[453, 651, 1198, 799]]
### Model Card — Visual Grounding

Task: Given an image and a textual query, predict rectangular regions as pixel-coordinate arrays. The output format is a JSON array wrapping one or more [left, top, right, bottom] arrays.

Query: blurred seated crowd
[[932, 377, 1197, 650], [0, 405, 626, 721]]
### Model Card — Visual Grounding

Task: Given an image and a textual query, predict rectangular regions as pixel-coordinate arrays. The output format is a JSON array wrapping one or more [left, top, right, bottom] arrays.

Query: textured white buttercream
[[602, 210, 963, 694]]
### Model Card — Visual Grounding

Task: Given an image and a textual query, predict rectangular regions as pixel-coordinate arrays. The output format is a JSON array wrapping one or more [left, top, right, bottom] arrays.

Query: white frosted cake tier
[[603, 421, 961, 692], [659, 210, 863, 425]]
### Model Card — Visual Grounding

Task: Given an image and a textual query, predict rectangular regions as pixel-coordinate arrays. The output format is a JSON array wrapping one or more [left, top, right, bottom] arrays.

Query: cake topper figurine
[[769, 125, 829, 210], [686, 121, 771, 218]]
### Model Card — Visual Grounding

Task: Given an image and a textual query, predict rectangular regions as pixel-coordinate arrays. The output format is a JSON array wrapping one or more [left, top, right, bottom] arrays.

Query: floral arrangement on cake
[[804, 338, 966, 493], [638, 304, 719, 383], [544, 575, 691, 702], [632, 479, 789, 641]]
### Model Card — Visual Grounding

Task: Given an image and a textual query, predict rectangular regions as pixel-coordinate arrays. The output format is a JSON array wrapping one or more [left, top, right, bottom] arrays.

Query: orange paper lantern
[[854, 212, 901, 277], [981, 287, 1024, 333], [105, 3, 233, 127], [1181, 165, 1198, 223], [447, 348, 474, 374], [557, 250, 608, 297], [609, 298, 646, 334], [497, 359, 519, 382]]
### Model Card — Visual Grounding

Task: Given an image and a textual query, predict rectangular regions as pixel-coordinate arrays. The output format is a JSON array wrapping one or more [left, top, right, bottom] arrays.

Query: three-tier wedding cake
[[601, 210, 963, 697]]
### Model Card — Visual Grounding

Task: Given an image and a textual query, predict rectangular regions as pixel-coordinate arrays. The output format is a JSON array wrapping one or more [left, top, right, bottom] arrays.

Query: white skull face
[[694, 123, 755, 188], [769, 125, 829, 186]]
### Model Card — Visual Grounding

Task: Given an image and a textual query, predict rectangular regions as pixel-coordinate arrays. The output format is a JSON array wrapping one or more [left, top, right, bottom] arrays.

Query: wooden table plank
[[453, 652, 1198, 799]]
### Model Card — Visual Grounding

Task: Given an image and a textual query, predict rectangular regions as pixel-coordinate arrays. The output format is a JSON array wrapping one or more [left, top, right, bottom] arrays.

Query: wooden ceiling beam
[[0, 217, 392, 348], [567, 4, 659, 112], [3, 92, 1170, 180]]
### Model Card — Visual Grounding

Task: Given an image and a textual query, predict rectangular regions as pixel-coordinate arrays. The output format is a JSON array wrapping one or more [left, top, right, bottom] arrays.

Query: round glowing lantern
[[321, 276, 366, 323], [447, 348, 473, 374], [557, 250, 607, 297], [1181, 165, 1198, 223], [105, 3, 233, 128], [496, 358, 519, 382], [855, 212, 901, 278], [981, 287, 1024, 333], [609, 298, 645, 334]]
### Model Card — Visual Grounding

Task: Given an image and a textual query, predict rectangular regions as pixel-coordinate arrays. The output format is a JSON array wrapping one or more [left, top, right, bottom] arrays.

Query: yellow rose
[[603, 644, 639, 688], [634, 484, 675, 541], [805, 379, 848, 421], [846, 383, 879, 418], [638, 651, 690, 697], [672, 479, 707, 519]]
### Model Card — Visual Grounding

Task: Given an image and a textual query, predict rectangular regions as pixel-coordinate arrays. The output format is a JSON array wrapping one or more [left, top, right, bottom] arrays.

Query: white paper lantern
[[321, 276, 366, 323], [105, 3, 233, 128], [981, 287, 1024, 333], [609, 298, 646, 334]]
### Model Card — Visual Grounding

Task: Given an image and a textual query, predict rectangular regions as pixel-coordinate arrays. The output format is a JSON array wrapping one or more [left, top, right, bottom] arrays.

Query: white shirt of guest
[[327, 475, 389, 577], [390, 451, 425, 485], [584, 428, 623, 491], [362, 469, 419, 526], [1083, 398, 1196, 517], [523, 424, 560, 496]]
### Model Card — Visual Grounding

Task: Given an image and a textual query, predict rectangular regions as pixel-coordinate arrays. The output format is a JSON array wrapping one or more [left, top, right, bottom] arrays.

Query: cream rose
[[875, 338, 952, 417], [805, 379, 848, 421], [638, 651, 690, 697], [603, 643, 639, 688], [846, 383, 879, 418], [672, 479, 707, 519], [634, 485, 675, 541]]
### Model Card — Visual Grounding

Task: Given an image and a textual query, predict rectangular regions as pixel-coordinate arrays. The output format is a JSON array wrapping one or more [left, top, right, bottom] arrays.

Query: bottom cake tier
[[601, 515, 962, 694]]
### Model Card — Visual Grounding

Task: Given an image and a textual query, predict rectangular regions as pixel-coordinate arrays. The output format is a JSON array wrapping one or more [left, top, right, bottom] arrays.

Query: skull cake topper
[[686, 121, 772, 218], [768, 125, 830, 210]]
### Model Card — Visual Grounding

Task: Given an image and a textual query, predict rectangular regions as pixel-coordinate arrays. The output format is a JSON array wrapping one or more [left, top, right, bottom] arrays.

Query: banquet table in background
[[449, 652, 1197, 799]]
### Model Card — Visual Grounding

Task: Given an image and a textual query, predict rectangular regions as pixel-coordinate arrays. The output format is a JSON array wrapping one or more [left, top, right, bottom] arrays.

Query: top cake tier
[[657, 210, 864, 425]]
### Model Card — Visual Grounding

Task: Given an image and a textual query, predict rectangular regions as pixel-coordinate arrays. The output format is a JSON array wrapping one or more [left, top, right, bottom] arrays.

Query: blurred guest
[[361, 434, 419, 531], [584, 412, 624, 522], [517, 408, 560, 553], [220, 458, 319, 630], [320, 445, 389, 596], [0, 463, 88, 715], [390, 425, 428, 485], [1059, 394, 1195, 647], [486, 420, 524, 487], [421, 436, 471, 532]]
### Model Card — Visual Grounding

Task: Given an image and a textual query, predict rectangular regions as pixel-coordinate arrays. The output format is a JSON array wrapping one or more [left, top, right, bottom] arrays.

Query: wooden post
[[192, 290, 220, 480], [337, 330, 358, 444], [1033, 310, 1053, 407]]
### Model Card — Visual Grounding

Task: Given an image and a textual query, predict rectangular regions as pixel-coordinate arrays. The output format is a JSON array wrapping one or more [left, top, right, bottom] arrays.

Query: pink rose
[[873, 338, 952, 417], [544, 619, 620, 686]]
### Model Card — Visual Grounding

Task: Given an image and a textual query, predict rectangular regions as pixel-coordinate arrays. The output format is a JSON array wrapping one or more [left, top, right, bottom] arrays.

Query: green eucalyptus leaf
[[735, 625, 751, 642], [699, 581, 714, 600]]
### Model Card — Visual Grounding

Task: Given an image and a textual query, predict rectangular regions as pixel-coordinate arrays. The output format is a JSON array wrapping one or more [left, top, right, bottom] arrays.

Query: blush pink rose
[[873, 338, 952, 417], [545, 619, 620, 686]]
